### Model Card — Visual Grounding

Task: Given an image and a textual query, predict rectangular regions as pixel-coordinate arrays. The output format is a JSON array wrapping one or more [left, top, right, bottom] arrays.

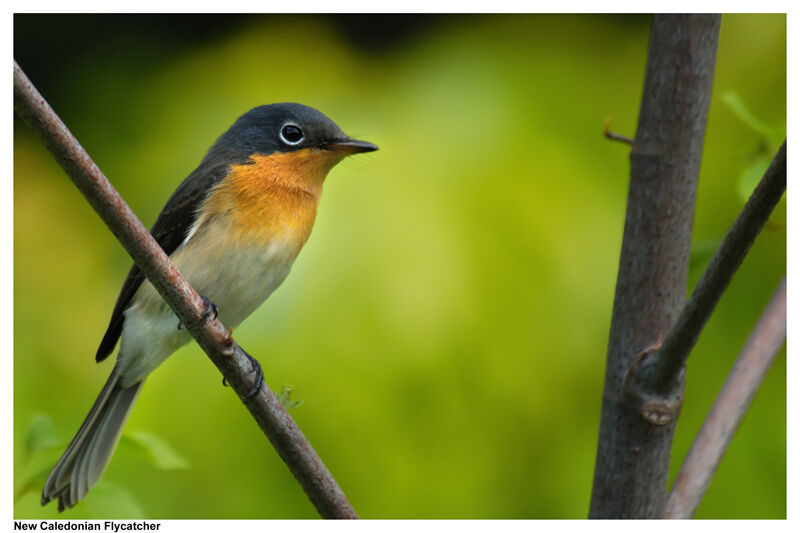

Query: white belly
[[116, 235, 299, 386]]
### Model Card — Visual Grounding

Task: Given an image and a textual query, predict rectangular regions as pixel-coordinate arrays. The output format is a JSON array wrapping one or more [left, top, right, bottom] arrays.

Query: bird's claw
[[242, 348, 264, 398], [202, 295, 219, 322], [219, 349, 263, 398], [177, 294, 218, 330]]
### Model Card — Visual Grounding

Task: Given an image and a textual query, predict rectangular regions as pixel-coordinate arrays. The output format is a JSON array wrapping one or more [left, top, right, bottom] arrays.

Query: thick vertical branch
[[589, 14, 721, 518], [664, 279, 786, 518]]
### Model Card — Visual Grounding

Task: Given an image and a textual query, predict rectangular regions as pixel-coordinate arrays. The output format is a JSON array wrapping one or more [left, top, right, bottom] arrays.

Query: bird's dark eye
[[279, 124, 304, 146]]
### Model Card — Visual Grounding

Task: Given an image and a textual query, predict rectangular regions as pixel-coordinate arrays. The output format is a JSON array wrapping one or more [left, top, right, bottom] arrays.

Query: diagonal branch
[[13, 60, 357, 519], [626, 142, 786, 412], [664, 278, 786, 518]]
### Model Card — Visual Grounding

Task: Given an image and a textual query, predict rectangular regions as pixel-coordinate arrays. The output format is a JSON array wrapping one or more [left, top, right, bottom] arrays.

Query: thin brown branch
[[603, 117, 634, 145], [628, 141, 786, 404], [664, 278, 786, 519], [14, 60, 357, 519], [589, 14, 721, 518]]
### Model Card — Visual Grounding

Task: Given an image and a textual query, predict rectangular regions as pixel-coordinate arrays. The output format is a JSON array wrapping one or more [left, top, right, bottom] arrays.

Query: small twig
[[628, 141, 786, 404], [13, 60, 357, 519], [664, 278, 786, 518], [603, 117, 634, 145]]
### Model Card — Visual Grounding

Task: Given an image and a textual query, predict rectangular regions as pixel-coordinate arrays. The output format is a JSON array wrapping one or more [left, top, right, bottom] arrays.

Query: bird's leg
[[177, 294, 218, 330]]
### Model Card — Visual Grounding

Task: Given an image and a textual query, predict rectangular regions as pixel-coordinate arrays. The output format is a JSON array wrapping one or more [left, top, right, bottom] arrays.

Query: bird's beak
[[328, 138, 379, 154]]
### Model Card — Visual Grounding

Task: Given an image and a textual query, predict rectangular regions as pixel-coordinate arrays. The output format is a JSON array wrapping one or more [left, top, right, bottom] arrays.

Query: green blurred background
[[14, 14, 785, 519]]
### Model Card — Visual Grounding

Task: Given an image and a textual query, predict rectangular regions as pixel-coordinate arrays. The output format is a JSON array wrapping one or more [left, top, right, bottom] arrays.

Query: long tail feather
[[41, 368, 143, 511]]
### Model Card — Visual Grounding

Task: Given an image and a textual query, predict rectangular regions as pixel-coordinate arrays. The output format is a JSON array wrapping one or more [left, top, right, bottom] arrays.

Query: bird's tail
[[41, 368, 143, 511]]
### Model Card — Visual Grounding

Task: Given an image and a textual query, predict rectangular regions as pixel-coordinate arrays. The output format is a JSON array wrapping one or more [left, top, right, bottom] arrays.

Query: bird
[[41, 103, 378, 511]]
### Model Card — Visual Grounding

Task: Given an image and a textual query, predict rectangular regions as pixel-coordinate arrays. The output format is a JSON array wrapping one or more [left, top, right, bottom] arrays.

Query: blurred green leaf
[[84, 481, 146, 519], [278, 385, 304, 410], [737, 155, 773, 204], [25, 414, 61, 454], [123, 431, 190, 471], [14, 448, 61, 496], [722, 92, 786, 147]]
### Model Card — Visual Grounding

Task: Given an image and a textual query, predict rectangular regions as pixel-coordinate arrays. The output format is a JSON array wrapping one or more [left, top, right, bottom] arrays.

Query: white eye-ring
[[279, 123, 305, 146]]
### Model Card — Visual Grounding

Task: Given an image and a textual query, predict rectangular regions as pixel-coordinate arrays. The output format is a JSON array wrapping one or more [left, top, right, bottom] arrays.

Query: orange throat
[[200, 149, 346, 249]]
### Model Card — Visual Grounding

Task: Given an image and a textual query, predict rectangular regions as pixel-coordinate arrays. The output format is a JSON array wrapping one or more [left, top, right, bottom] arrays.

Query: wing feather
[[95, 162, 234, 362]]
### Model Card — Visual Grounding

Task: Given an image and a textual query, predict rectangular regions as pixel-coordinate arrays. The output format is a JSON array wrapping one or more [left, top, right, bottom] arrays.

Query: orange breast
[[200, 149, 346, 250]]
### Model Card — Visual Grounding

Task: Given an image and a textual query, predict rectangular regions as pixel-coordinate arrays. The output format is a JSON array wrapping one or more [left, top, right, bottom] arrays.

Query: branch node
[[641, 401, 678, 426], [623, 344, 685, 426]]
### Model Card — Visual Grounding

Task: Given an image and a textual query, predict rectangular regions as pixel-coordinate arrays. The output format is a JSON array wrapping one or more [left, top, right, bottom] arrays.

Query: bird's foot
[[221, 347, 263, 398], [241, 348, 264, 398], [201, 295, 219, 323], [178, 294, 218, 330]]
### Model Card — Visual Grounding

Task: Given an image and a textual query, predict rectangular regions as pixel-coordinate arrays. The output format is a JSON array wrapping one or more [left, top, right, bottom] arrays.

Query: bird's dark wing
[[95, 162, 233, 362]]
